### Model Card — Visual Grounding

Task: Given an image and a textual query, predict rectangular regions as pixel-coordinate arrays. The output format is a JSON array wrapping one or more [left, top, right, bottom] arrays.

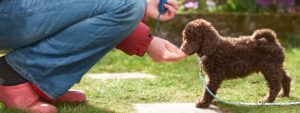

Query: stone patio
[[134, 103, 222, 113], [87, 73, 157, 79]]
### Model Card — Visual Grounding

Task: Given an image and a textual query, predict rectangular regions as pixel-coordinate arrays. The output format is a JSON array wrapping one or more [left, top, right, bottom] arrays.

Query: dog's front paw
[[195, 101, 210, 108], [259, 98, 274, 103]]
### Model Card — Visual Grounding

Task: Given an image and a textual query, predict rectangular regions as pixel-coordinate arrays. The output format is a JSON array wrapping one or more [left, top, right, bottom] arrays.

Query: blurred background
[[149, 0, 300, 48], [178, 0, 299, 14]]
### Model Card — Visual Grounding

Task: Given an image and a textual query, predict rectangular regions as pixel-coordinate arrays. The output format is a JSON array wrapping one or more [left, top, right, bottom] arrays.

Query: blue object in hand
[[156, 0, 167, 36], [159, 0, 167, 14]]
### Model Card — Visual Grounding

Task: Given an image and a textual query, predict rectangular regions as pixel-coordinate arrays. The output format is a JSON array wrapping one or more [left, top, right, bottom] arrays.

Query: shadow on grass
[[0, 102, 116, 113], [53, 102, 116, 113]]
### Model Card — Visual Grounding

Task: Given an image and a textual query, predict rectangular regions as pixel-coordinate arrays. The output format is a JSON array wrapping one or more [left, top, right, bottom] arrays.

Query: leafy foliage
[[178, 0, 298, 14]]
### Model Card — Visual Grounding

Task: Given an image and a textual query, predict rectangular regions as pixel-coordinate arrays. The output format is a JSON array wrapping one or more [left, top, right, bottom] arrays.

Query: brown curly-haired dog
[[181, 19, 291, 108]]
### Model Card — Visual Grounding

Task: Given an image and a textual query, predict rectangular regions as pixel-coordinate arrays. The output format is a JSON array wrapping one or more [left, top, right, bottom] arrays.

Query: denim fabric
[[0, 0, 146, 99]]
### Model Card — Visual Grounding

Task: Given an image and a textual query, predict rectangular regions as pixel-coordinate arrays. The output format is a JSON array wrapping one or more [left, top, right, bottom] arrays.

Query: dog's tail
[[253, 29, 277, 43]]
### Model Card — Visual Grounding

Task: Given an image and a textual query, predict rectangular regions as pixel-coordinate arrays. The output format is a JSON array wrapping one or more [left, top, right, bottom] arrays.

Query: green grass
[[1, 48, 300, 113]]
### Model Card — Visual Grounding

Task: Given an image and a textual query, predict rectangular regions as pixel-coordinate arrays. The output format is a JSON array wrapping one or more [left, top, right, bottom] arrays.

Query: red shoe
[[31, 83, 87, 103], [0, 83, 57, 113]]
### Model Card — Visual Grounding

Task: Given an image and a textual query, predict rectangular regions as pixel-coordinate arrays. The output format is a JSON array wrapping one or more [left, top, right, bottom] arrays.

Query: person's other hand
[[146, 0, 178, 21], [146, 36, 187, 62]]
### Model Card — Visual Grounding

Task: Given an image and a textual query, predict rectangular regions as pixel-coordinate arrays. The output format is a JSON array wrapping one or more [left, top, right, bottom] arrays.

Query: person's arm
[[116, 0, 187, 62]]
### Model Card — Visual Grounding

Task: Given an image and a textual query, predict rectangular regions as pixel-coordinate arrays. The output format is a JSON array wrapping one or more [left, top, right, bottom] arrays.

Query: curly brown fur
[[181, 19, 291, 108]]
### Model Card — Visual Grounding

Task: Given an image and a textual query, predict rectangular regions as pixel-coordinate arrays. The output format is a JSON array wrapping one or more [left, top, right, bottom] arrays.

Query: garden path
[[134, 103, 222, 113]]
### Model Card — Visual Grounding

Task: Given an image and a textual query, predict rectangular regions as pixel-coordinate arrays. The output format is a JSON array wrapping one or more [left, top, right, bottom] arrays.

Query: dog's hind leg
[[278, 69, 291, 97], [196, 75, 222, 108], [260, 65, 282, 103]]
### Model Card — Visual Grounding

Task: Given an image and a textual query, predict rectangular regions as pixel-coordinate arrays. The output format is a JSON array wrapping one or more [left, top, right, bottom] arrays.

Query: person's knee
[[129, 0, 146, 22], [2, 32, 43, 49]]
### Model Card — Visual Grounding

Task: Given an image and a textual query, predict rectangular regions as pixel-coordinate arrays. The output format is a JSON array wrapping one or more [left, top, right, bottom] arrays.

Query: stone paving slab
[[87, 73, 157, 79], [134, 103, 222, 113]]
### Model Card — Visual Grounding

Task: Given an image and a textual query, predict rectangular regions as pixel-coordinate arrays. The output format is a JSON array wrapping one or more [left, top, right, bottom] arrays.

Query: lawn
[[1, 48, 300, 113]]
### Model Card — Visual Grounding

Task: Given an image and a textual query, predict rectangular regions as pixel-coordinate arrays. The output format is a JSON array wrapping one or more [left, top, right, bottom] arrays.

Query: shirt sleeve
[[115, 2, 154, 57], [116, 21, 153, 57]]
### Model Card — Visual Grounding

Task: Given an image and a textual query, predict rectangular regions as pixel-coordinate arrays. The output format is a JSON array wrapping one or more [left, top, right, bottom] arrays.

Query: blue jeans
[[0, 0, 146, 99]]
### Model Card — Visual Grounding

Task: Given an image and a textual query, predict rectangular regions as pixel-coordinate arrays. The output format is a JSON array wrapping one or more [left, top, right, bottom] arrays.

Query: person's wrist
[[148, 34, 154, 40], [146, 35, 155, 52]]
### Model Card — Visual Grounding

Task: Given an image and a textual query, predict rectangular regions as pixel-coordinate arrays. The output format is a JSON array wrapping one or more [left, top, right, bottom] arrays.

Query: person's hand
[[146, 0, 178, 21], [146, 36, 187, 62]]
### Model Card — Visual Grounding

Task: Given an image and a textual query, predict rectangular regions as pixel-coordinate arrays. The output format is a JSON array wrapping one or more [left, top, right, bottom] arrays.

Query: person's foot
[[31, 83, 87, 103], [55, 89, 87, 103], [0, 82, 57, 113]]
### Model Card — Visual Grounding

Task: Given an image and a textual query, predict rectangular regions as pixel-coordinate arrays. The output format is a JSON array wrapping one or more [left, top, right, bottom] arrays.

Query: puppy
[[181, 19, 291, 108]]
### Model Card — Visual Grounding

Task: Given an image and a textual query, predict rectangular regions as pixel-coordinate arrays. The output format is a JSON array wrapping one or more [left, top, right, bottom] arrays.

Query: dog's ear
[[186, 19, 219, 56], [201, 27, 219, 56], [181, 21, 203, 55]]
